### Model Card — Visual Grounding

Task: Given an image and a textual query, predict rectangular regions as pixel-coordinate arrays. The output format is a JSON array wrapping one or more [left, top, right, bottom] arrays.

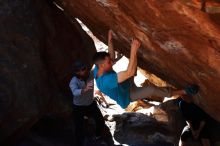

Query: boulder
[[57, 0, 220, 121], [0, 0, 95, 144]]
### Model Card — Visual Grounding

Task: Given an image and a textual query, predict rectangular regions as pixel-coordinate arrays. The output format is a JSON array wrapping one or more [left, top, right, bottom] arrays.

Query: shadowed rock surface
[[0, 0, 95, 144]]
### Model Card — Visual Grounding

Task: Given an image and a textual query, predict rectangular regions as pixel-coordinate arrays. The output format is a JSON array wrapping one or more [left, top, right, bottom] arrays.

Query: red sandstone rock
[[57, 0, 220, 121]]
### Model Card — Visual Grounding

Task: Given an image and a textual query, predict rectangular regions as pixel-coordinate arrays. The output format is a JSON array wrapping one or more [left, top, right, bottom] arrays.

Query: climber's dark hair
[[93, 51, 110, 66]]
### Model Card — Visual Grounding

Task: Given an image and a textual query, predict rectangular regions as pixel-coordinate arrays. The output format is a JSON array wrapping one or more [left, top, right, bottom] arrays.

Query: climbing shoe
[[184, 84, 199, 96]]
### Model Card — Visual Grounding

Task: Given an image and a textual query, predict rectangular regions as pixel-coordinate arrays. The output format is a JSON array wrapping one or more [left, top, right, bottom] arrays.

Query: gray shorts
[[130, 84, 171, 102]]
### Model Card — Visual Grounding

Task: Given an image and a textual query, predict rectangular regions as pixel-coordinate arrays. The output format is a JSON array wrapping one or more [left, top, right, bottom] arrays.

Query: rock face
[[102, 99, 185, 145], [0, 0, 95, 144], [57, 0, 220, 121], [103, 98, 220, 145]]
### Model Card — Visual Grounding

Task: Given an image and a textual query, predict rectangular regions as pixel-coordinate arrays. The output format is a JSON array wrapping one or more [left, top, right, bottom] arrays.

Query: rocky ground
[[14, 95, 220, 146]]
